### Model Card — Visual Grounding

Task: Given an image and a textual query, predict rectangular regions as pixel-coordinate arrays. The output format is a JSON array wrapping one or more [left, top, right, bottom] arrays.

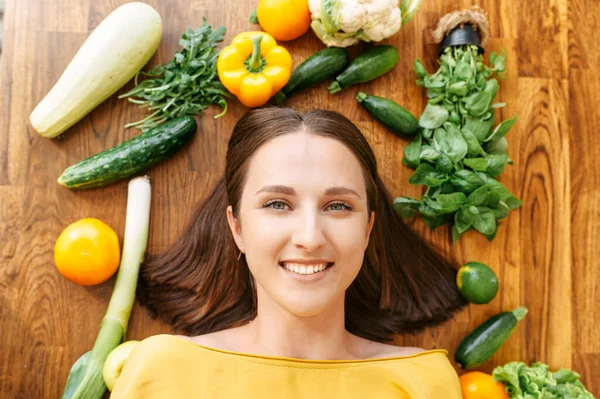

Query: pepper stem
[[249, 34, 263, 71]]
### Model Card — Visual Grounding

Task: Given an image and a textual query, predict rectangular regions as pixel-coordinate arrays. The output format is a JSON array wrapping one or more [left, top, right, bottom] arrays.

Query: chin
[[279, 296, 333, 318]]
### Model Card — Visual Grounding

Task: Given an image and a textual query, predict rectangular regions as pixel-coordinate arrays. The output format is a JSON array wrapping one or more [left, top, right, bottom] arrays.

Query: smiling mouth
[[279, 262, 334, 275]]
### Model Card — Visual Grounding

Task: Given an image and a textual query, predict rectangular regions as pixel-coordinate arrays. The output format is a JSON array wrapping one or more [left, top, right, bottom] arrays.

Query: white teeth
[[282, 262, 329, 275]]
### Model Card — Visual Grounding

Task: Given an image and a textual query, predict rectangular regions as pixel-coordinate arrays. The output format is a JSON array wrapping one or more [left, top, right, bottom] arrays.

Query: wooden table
[[1, 0, 598, 397]]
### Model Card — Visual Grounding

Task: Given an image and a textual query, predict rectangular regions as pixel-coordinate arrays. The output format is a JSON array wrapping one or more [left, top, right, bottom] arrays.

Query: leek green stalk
[[61, 176, 152, 399]]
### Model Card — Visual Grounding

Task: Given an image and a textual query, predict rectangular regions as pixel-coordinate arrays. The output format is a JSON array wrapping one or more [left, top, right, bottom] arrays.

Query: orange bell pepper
[[217, 32, 292, 108]]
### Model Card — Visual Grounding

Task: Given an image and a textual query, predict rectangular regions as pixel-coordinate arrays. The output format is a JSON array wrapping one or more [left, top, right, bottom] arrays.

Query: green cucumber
[[58, 116, 197, 189], [356, 92, 420, 138], [275, 47, 349, 105], [328, 45, 399, 94], [455, 306, 528, 369]]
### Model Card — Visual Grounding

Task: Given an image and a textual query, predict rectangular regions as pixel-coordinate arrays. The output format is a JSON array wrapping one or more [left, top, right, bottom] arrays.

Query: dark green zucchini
[[58, 116, 197, 189], [274, 47, 349, 105], [455, 306, 528, 369], [356, 92, 420, 138], [328, 45, 399, 94]]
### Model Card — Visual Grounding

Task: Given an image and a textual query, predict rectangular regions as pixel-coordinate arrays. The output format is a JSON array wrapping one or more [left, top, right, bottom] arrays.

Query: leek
[[61, 176, 152, 399]]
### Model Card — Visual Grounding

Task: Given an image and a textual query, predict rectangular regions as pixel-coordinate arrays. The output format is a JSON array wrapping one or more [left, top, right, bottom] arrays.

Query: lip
[[279, 261, 334, 283], [280, 259, 333, 264]]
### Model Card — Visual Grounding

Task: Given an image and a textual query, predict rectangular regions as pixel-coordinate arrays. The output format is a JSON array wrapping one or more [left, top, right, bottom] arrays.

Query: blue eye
[[263, 200, 289, 211], [328, 201, 353, 212]]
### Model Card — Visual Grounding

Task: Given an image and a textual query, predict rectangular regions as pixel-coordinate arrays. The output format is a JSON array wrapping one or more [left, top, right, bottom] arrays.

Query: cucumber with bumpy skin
[[455, 306, 528, 369], [356, 92, 420, 138], [58, 116, 197, 189], [328, 45, 399, 94], [274, 47, 349, 105]]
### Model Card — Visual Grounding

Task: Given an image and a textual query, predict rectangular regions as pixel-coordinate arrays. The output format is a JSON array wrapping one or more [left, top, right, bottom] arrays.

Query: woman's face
[[227, 131, 375, 318]]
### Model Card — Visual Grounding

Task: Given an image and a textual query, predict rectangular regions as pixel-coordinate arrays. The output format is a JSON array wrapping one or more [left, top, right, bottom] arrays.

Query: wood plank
[[517, 0, 568, 78], [569, 70, 600, 354], [0, 0, 598, 397]]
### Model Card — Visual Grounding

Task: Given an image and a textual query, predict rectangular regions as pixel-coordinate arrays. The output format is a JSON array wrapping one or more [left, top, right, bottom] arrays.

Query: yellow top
[[110, 334, 462, 398]]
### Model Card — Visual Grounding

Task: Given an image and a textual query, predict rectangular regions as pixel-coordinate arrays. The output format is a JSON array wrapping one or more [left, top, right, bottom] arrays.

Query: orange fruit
[[459, 371, 509, 399], [54, 218, 121, 286], [257, 0, 311, 41]]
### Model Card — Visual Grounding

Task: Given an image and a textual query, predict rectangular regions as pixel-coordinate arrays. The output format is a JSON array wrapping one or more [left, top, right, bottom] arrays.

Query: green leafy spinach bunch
[[394, 45, 521, 242]]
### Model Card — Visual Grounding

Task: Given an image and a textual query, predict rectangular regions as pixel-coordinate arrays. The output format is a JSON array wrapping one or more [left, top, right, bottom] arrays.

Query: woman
[[111, 108, 467, 398]]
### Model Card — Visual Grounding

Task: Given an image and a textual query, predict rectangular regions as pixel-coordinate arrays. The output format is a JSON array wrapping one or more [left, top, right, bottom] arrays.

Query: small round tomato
[[257, 0, 311, 41], [54, 218, 120, 286], [459, 371, 509, 399]]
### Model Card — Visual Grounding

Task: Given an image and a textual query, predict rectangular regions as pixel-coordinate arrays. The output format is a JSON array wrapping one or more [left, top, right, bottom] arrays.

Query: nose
[[291, 211, 326, 252]]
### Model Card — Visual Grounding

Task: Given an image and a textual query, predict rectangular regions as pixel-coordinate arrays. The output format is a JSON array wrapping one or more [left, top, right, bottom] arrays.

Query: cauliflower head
[[309, 0, 418, 47]]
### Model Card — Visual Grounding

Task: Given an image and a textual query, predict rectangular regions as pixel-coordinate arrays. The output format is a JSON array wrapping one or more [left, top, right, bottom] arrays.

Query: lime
[[456, 262, 499, 304]]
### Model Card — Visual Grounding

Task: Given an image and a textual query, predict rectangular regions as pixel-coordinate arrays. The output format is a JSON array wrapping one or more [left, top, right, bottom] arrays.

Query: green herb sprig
[[120, 20, 229, 130], [394, 45, 521, 242]]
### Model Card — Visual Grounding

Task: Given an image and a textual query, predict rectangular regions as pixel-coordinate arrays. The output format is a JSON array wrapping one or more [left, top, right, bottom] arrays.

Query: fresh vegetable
[[57, 116, 197, 190], [328, 45, 398, 94], [120, 22, 228, 130], [459, 371, 509, 399], [356, 92, 420, 138], [457, 261, 499, 304], [308, 0, 422, 47], [257, 0, 312, 41], [393, 44, 521, 242], [103, 340, 141, 392], [29, 3, 162, 138], [61, 176, 151, 399], [492, 361, 594, 398], [455, 307, 528, 370], [274, 47, 349, 104], [217, 32, 292, 108], [54, 218, 121, 286]]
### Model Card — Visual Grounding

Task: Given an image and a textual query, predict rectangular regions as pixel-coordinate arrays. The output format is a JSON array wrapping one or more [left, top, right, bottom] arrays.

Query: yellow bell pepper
[[217, 32, 292, 108]]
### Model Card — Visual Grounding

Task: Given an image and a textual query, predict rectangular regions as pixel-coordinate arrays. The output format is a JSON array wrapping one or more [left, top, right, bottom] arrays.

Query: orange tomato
[[54, 218, 121, 286], [256, 0, 311, 41], [459, 371, 509, 399]]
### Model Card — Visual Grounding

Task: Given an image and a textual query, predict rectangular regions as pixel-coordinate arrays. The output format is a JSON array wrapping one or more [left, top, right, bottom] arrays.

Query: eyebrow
[[256, 185, 362, 198]]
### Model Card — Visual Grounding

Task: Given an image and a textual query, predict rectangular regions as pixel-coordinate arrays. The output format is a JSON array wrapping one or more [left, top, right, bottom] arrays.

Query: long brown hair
[[138, 108, 466, 343]]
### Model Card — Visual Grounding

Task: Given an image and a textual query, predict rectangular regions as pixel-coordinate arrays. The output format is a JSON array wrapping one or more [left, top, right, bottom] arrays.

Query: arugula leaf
[[455, 207, 473, 231], [486, 136, 509, 154], [463, 91, 492, 116], [419, 104, 449, 129], [467, 184, 490, 205], [450, 169, 486, 193], [442, 122, 468, 162], [408, 163, 435, 185], [431, 192, 467, 213], [414, 59, 428, 79], [464, 116, 495, 142], [471, 207, 497, 235], [436, 154, 453, 173], [486, 154, 509, 177], [463, 157, 488, 172], [121, 22, 229, 129], [424, 172, 449, 187], [403, 134, 422, 168], [448, 81, 468, 96], [462, 128, 486, 156], [485, 115, 518, 142], [483, 79, 499, 102], [393, 197, 420, 219], [420, 145, 441, 162]]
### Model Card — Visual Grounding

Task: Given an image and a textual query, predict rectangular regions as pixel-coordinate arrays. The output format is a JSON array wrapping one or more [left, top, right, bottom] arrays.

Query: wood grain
[[1, 0, 599, 397]]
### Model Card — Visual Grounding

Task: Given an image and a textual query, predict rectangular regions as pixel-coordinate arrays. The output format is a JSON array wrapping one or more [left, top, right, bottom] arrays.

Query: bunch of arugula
[[120, 20, 229, 130], [394, 45, 521, 242]]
